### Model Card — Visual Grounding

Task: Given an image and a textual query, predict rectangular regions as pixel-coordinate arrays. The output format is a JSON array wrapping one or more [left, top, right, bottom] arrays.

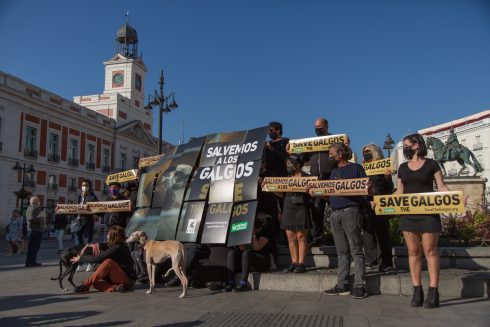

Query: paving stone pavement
[[0, 237, 488, 327]]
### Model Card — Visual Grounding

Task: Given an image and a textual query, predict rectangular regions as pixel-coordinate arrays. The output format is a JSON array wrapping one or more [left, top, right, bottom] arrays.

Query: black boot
[[410, 286, 424, 307], [423, 287, 440, 308]]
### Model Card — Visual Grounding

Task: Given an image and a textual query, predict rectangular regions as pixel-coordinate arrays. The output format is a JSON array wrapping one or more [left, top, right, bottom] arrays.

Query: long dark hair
[[403, 133, 428, 157], [107, 225, 125, 247]]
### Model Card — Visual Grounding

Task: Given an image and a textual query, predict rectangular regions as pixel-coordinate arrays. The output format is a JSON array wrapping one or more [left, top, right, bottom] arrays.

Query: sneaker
[[233, 283, 251, 292], [294, 264, 306, 273], [112, 284, 125, 293], [352, 287, 367, 299], [190, 280, 204, 289], [76, 264, 85, 272], [223, 284, 234, 292], [86, 263, 94, 272], [323, 285, 351, 296], [269, 254, 277, 270], [207, 281, 224, 291], [365, 264, 378, 273], [283, 263, 297, 273], [379, 265, 396, 275], [74, 284, 90, 294]]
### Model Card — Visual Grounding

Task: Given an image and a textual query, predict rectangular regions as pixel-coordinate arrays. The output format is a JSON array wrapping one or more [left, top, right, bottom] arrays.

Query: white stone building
[[0, 23, 173, 229]]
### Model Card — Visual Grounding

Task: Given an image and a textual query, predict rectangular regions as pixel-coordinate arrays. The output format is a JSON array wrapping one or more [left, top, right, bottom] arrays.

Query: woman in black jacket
[[72, 225, 135, 293]]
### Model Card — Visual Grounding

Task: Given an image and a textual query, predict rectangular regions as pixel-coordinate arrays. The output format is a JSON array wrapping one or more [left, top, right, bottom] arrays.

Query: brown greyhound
[[126, 231, 188, 298]]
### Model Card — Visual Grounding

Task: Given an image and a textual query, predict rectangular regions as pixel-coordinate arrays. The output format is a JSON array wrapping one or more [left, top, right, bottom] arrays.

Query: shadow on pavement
[[154, 322, 204, 327], [0, 310, 127, 327], [0, 293, 88, 312], [439, 297, 490, 308]]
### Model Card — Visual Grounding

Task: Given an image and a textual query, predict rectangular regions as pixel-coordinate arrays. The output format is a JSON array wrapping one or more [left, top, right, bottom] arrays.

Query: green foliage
[[441, 210, 490, 245]]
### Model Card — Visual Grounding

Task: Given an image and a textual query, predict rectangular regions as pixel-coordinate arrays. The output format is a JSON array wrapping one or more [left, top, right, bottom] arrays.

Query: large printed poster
[[128, 126, 268, 245]]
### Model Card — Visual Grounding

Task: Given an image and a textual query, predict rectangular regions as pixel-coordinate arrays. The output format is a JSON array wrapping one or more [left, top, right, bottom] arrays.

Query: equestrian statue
[[425, 129, 484, 177]]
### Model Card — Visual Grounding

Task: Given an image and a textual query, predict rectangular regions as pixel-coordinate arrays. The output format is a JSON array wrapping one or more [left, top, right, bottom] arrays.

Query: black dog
[[50, 245, 86, 291], [50, 243, 108, 291]]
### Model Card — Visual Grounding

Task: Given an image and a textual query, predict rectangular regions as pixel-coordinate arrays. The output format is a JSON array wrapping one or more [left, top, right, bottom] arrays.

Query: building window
[[102, 148, 111, 172], [48, 175, 58, 190], [133, 155, 139, 168], [69, 178, 77, 192], [121, 152, 126, 170], [24, 126, 38, 158], [68, 139, 79, 166], [474, 135, 483, 151], [86, 143, 95, 170], [25, 171, 36, 188], [48, 133, 60, 162]]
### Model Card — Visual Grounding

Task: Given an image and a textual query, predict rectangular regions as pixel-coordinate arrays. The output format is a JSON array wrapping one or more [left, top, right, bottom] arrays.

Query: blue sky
[[1, 0, 490, 158]]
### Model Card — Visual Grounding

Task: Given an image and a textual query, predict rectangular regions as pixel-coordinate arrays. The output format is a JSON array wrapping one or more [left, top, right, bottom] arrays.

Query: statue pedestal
[[444, 177, 487, 212]]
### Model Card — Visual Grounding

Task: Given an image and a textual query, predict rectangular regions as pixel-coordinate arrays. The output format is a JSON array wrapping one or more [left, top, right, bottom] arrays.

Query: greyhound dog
[[50, 243, 107, 291], [126, 231, 188, 298]]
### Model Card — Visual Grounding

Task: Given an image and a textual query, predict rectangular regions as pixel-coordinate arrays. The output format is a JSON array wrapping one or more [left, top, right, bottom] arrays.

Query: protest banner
[[55, 204, 91, 215], [105, 169, 138, 185], [86, 200, 132, 213], [227, 201, 258, 247], [138, 154, 165, 169], [373, 191, 464, 215], [288, 134, 348, 153], [308, 178, 369, 196], [362, 158, 393, 176], [262, 176, 318, 193]]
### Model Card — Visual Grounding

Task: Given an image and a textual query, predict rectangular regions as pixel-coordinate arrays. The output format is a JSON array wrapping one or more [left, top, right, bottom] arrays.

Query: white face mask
[[82, 186, 89, 193]]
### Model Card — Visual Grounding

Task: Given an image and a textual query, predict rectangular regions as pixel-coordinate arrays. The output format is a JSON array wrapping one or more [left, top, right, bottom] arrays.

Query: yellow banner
[[55, 200, 132, 214], [138, 154, 164, 168], [308, 178, 369, 196], [363, 158, 393, 176], [55, 204, 91, 215], [87, 200, 132, 213], [262, 176, 318, 192], [289, 134, 348, 153], [373, 191, 464, 215], [106, 169, 138, 185]]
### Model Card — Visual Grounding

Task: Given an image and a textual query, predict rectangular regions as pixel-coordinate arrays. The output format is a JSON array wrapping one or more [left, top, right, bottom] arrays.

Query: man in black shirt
[[305, 117, 335, 247], [264, 121, 289, 177]]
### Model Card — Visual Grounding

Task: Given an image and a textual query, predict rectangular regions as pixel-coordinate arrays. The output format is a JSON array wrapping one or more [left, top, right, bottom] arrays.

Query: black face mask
[[268, 131, 278, 140], [315, 127, 326, 136], [287, 166, 296, 175], [403, 146, 416, 160], [363, 152, 373, 162]]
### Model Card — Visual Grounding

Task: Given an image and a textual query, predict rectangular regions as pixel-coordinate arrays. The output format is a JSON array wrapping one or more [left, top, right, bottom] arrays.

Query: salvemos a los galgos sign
[[126, 126, 268, 246]]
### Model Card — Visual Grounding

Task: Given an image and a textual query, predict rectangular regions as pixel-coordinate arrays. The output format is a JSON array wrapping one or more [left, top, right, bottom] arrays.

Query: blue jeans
[[26, 231, 43, 266], [330, 207, 365, 288]]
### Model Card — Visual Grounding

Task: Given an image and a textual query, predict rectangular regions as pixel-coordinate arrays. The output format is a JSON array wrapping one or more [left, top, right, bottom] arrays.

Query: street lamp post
[[12, 161, 36, 210], [145, 70, 178, 155], [383, 133, 395, 157]]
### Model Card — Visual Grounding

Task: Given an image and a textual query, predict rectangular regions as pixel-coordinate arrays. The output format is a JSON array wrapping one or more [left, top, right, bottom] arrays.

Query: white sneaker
[[269, 254, 277, 270], [76, 264, 85, 272], [86, 263, 94, 272]]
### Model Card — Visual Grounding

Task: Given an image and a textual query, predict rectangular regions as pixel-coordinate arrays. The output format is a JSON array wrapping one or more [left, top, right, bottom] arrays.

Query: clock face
[[135, 74, 142, 91], [112, 73, 124, 87]]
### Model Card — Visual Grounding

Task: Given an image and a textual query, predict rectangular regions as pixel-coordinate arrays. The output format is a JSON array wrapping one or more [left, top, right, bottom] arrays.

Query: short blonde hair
[[362, 144, 384, 162]]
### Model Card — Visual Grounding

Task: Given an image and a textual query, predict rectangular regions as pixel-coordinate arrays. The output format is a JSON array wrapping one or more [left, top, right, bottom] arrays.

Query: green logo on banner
[[231, 221, 248, 232], [383, 208, 395, 213]]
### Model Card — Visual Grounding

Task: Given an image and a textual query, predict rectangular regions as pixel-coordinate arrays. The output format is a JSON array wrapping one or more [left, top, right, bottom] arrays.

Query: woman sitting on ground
[[72, 225, 136, 293], [224, 215, 273, 292]]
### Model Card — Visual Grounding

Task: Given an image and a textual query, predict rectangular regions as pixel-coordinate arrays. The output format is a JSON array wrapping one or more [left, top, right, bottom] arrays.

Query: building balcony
[[473, 143, 483, 151], [86, 162, 96, 170], [68, 158, 79, 167], [68, 185, 78, 193], [48, 153, 60, 163], [48, 183, 58, 190], [24, 180, 36, 188], [448, 169, 457, 176], [102, 165, 111, 173], [24, 148, 38, 159]]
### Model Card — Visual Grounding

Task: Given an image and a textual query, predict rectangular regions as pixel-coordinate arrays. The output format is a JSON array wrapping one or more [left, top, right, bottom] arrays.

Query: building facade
[[0, 23, 172, 228]]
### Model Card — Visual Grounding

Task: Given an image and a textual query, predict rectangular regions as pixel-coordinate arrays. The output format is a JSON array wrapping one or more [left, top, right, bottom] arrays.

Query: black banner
[[200, 202, 233, 244], [176, 201, 206, 243], [227, 201, 258, 247]]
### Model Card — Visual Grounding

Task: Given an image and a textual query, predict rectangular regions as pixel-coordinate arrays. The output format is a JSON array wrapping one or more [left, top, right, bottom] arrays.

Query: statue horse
[[425, 137, 484, 176]]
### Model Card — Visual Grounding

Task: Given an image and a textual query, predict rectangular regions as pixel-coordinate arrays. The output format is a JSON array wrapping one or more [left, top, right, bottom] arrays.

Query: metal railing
[[48, 153, 60, 162], [86, 162, 96, 170], [24, 148, 38, 158], [68, 158, 79, 167], [48, 183, 58, 190]]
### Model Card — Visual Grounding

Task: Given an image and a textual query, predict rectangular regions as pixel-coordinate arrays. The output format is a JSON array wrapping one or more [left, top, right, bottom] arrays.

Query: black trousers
[[227, 249, 270, 282], [26, 231, 42, 265], [310, 198, 326, 242], [363, 214, 393, 267], [185, 244, 211, 278]]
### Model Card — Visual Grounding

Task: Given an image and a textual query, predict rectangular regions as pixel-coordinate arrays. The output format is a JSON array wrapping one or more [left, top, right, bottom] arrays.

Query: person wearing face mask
[[395, 133, 449, 308], [280, 154, 311, 274], [303, 117, 335, 247], [323, 143, 368, 299], [264, 121, 289, 177], [106, 182, 132, 229], [361, 144, 395, 274]]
